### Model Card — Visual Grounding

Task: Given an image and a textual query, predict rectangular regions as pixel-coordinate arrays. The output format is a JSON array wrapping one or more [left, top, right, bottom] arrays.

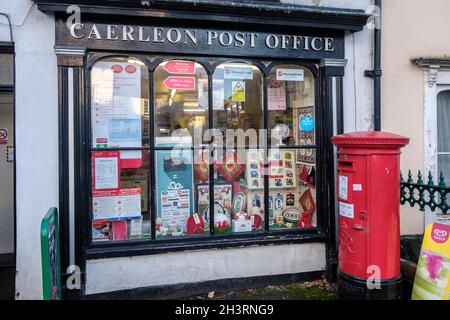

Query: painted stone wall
[[0, 0, 58, 299], [382, 0, 450, 234]]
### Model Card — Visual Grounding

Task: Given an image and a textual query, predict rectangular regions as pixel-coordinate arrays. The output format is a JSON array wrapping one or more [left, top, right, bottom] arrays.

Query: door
[[0, 91, 15, 300]]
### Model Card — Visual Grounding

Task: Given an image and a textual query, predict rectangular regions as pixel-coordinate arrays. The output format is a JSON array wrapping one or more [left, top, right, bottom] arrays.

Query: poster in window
[[268, 78, 287, 111], [91, 150, 120, 191], [91, 61, 143, 168], [155, 137, 194, 235], [92, 188, 142, 221], [296, 106, 316, 164]]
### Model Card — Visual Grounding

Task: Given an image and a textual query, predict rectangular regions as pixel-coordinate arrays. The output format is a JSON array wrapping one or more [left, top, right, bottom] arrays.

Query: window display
[[155, 136, 200, 238], [90, 56, 318, 244], [91, 150, 151, 242]]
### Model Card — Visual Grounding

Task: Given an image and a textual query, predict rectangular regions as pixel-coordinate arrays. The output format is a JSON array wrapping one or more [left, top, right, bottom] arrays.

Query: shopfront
[[34, 0, 370, 298]]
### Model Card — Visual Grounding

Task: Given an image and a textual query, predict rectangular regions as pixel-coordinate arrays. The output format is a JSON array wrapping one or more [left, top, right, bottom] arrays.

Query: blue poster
[[300, 115, 315, 132], [155, 137, 194, 236]]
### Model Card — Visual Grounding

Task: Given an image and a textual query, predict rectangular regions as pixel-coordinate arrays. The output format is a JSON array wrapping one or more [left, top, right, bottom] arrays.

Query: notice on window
[[232, 81, 246, 102], [160, 189, 191, 234], [91, 61, 143, 168], [276, 68, 304, 82], [268, 81, 287, 111], [163, 60, 196, 75], [224, 66, 253, 80], [92, 151, 120, 191], [339, 175, 349, 200], [93, 188, 142, 220], [163, 76, 196, 90], [339, 201, 354, 219]]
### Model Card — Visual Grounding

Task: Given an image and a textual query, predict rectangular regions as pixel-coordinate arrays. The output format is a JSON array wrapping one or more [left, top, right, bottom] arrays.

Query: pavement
[[189, 278, 337, 300]]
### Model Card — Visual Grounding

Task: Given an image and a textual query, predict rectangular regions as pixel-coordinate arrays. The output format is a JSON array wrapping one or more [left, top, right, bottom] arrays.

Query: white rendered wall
[[85, 243, 326, 295], [0, 1, 58, 300]]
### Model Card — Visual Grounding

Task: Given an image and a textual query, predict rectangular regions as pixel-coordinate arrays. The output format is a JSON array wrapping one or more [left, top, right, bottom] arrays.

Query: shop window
[[89, 57, 318, 244], [438, 90, 450, 185], [90, 57, 151, 242]]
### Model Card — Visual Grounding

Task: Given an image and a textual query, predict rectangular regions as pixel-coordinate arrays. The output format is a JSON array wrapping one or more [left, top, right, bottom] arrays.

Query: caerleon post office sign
[[57, 21, 345, 59]]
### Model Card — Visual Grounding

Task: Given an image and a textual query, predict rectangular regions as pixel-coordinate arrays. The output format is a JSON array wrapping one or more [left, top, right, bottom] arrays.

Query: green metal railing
[[401, 171, 449, 214]]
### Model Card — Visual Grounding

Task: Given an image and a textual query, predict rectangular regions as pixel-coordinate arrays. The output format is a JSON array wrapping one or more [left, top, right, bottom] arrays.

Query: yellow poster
[[232, 81, 245, 102], [412, 223, 450, 300]]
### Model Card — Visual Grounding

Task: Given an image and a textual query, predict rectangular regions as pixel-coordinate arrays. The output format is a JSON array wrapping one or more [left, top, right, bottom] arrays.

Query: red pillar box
[[332, 132, 409, 300]]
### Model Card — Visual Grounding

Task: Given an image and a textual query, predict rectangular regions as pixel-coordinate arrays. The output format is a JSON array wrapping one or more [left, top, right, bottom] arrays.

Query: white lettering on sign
[[339, 175, 348, 200], [68, 24, 336, 53], [339, 202, 354, 219]]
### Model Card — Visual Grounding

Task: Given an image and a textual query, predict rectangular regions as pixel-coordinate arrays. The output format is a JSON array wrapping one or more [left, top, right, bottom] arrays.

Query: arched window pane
[[268, 65, 315, 147], [91, 57, 150, 148], [154, 60, 208, 145], [213, 62, 263, 147]]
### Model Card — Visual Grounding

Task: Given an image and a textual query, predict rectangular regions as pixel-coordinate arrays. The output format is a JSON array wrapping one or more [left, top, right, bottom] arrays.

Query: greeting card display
[[216, 150, 246, 182], [193, 149, 210, 183], [196, 184, 233, 221], [246, 149, 297, 190]]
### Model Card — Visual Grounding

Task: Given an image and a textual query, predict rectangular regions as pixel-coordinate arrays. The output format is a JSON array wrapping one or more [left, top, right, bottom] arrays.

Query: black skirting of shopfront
[[35, 0, 369, 299]]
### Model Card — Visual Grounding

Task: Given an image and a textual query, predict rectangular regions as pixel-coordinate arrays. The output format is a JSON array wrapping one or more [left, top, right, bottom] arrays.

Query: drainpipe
[[0, 12, 14, 43], [365, 0, 382, 131]]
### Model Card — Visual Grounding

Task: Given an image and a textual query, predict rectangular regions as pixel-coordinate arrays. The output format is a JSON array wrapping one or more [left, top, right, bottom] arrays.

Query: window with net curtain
[[437, 90, 450, 185]]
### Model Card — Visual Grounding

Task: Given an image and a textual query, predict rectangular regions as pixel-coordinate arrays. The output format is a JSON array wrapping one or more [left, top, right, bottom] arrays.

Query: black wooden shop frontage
[[34, 0, 369, 298]]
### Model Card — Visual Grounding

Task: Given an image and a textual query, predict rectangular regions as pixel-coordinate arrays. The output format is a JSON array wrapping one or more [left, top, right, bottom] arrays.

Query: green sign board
[[40, 207, 62, 300]]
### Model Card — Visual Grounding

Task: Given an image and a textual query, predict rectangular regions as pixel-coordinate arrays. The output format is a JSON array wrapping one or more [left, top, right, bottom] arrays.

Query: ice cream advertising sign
[[412, 223, 450, 300]]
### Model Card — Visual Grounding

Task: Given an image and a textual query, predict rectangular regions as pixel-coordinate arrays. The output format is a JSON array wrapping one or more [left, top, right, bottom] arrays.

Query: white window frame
[[416, 61, 450, 226]]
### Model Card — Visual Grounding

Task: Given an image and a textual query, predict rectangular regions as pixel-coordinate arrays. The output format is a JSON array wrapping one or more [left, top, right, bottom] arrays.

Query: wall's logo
[[432, 224, 450, 244]]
